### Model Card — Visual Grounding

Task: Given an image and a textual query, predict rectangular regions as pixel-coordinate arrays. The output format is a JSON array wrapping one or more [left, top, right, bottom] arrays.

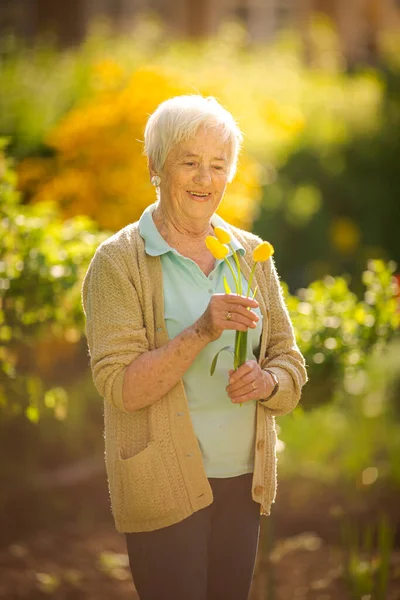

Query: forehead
[[173, 126, 230, 160]]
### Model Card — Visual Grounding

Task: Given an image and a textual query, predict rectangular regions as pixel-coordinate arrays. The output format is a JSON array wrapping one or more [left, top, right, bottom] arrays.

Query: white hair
[[144, 95, 243, 182]]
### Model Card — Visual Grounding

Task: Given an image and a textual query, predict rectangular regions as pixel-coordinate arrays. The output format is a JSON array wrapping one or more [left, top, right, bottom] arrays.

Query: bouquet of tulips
[[205, 227, 274, 376]]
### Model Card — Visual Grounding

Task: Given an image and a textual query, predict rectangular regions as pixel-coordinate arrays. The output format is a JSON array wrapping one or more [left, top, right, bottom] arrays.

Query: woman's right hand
[[195, 294, 260, 342]]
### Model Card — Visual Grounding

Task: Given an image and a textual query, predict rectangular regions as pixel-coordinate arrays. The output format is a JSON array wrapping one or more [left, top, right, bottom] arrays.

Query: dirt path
[[2, 516, 399, 600], [1, 473, 400, 600]]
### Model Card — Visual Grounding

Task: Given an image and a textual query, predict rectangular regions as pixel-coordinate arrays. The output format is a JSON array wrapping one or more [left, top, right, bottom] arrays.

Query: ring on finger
[[226, 312, 232, 321], [251, 381, 256, 391]]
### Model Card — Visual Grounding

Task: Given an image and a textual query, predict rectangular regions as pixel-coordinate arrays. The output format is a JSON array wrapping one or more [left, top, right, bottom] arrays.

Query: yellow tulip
[[214, 226, 231, 245], [206, 236, 229, 260], [253, 241, 274, 263]]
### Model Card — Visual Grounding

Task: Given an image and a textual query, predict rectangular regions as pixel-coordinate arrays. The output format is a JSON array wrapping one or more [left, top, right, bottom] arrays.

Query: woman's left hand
[[226, 360, 274, 404]]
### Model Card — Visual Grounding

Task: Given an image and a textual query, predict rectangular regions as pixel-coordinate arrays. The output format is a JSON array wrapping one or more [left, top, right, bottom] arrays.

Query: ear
[[148, 159, 158, 180]]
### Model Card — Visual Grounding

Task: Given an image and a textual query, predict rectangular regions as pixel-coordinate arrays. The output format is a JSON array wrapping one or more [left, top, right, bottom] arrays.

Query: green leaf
[[223, 275, 231, 294], [210, 345, 234, 376]]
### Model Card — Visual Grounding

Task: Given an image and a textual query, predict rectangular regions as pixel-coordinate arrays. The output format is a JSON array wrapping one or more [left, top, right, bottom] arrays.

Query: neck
[[153, 203, 214, 245]]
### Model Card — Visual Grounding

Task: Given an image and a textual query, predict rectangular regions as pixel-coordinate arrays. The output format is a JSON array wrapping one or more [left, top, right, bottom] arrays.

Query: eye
[[213, 165, 224, 171], [184, 162, 196, 167]]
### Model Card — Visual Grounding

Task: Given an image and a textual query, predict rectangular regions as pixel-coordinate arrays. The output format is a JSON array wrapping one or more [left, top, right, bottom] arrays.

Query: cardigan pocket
[[118, 441, 176, 523]]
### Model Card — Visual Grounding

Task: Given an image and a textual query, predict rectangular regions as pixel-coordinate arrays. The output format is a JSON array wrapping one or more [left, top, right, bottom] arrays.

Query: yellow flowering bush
[[7, 20, 393, 282], [17, 64, 262, 231]]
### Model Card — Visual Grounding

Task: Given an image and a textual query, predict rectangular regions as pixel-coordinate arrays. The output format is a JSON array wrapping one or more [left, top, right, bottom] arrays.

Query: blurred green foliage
[[0, 140, 108, 422], [286, 261, 400, 410], [0, 20, 399, 290], [0, 36, 94, 158], [0, 133, 398, 427], [255, 62, 400, 294], [0, 23, 399, 539], [341, 515, 395, 600], [278, 336, 400, 485]]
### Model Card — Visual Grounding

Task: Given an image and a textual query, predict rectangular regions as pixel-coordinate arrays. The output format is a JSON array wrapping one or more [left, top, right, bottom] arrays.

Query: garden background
[[1, 3, 400, 599]]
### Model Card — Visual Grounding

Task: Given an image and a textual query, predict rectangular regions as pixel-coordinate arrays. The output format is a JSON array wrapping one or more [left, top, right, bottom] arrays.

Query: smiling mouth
[[187, 191, 211, 198]]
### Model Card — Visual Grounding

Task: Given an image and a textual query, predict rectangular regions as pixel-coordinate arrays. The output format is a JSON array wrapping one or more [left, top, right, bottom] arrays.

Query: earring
[[151, 175, 161, 187]]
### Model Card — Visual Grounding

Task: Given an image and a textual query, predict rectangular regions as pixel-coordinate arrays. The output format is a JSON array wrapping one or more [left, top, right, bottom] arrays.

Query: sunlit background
[[1, 1, 400, 599]]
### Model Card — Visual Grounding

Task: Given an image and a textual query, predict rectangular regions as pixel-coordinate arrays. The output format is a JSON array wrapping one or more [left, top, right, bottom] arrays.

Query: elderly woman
[[82, 95, 307, 600]]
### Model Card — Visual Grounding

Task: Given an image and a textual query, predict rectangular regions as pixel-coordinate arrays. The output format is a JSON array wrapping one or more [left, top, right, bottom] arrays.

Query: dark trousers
[[125, 473, 261, 600]]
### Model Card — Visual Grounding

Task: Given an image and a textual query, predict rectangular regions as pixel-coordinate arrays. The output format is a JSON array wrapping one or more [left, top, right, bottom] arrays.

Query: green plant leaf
[[210, 345, 234, 376]]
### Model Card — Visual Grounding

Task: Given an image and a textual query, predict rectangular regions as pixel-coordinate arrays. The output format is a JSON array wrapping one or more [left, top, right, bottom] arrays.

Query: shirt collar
[[139, 203, 171, 257], [139, 203, 245, 258]]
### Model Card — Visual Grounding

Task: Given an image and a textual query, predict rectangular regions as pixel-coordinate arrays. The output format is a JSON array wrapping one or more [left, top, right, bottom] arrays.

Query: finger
[[229, 371, 260, 399], [229, 383, 259, 403], [210, 297, 258, 318], [225, 303, 259, 321], [230, 388, 258, 403], [227, 365, 253, 387], [222, 306, 259, 328], [208, 309, 255, 335], [227, 371, 254, 393], [219, 321, 253, 333], [227, 314, 258, 330], [229, 361, 255, 383], [217, 313, 258, 331], [228, 373, 260, 396], [227, 382, 252, 398], [221, 294, 259, 308]]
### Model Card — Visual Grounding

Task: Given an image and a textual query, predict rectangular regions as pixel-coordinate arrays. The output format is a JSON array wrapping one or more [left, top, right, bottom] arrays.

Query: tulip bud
[[206, 236, 229, 260], [253, 241, 274, 263], [214, 226, 231, 245]]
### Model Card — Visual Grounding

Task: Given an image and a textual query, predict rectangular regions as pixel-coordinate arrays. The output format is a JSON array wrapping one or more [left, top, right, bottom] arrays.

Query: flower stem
[[246, 263, 257, 298], [234, 330, 248, 370], [229, 243, 242, 295], [234, 331, 241, 370], [223, 256, 240, 294]]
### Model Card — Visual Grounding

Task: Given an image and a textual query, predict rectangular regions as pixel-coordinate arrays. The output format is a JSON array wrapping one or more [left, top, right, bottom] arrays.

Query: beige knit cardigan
[[81, 220, 308, 533]]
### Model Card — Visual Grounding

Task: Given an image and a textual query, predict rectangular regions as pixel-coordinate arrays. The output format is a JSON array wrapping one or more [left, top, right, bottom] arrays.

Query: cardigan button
[[257, 439, 265, 451], [253, 485, 264, 496]]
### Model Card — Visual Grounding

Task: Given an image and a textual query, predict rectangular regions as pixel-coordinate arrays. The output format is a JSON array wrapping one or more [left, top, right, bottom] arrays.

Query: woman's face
[[157, 125, 231, 227]]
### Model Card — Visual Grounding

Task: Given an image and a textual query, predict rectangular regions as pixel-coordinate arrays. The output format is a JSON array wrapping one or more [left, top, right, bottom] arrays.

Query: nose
[[193, 165, 212, 185]]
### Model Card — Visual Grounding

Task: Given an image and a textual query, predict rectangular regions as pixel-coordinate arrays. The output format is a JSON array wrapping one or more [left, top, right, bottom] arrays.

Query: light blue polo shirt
[[139, 203, 263, 478]]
